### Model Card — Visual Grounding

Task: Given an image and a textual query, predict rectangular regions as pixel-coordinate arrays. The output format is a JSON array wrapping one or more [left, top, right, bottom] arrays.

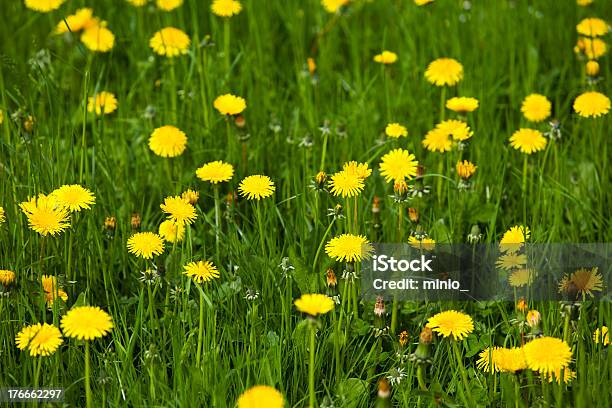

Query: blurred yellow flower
[[385, 123, 408, 138], [196, 160, 234, 183], [157, 0, 183, 11], [593, 326, 609, 345], [423, 128, 452, 152], [25, 0, 65, 12], [573, 91, 610, 118], [558, 267, 603, 298], [150, 27, 191, 57], [575, 37, 607, 59], [586, 60, 600, 76], [87, 91, 118, 116], [81, 24, 115, 52], [408, 236, 436, 251], [41, 275, 68, 306], [425, 58, 463, 86], [126, 0, 148, 6], [0, 270, 16, 286], [237, 385, 284, 408], [576, 17, 609, 37], [446, 96, 479, 113], [294, 294, 335, 316], [374, 50, 398, 64], [414, 0, 434, 5], [0, 206, 5, 224], [321, 0, 349, 13], [214, 94, 246, 115], [149, 125, 188, 157], [211, 0, 242, 17], [521, 94, 551, 122], [523, 337, 572, 374], [499, 225, 530, 254], [55, 8, 98, 34], [342, 161, 371, 180], [436, 119, 473, 141], [509, 128, 547, 154], [159, 220, 185, 243], [456, 160, 477, 179]]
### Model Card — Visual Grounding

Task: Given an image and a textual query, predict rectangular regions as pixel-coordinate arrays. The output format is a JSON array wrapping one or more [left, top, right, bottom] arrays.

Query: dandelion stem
[[312, 219, 335, 275], [196, 287, 205, 368], [522, 155, 528, 225], [452, 340, 475, 407], [417, 365, 428, 391], [255, 200, 266, 256], [213, 185, 221, 263], [85, 341, 92, 408], [224, 18, 231, 74], [309, 323, 317, 408]]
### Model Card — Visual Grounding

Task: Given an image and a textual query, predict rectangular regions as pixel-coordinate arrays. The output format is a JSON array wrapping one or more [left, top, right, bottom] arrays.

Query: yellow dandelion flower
[[436, 119, 473, 142], [558, 267, 604, 298], [55, 8, 98, 34], [41, 275, 68, 306], [16, 324, 39, 351], [0, 206, 5, 224], [183, 260, 220, 283], [499, 225, 530, 254], [181, 189, 199, 205], [294, 293, 335, 316], [160, 195, 197, 226], [150, 27, 191, 57], [573, 91, 610, 118], [523, 337, 572, 374], [414, 0, 434, 5], [508, 268, 536, 288], [426, 310, 474, 341], [575, 37, 607, 59], [50, 184, 95, 212], [408, 236, 436, 251], [422, 128, 452, 152], [446, 97, 479, 113], [576, 0, 593, 5], [87, 91, 118, 116], [325, 234, 373, 263], [497, 347, 527, 373], [379, 148, 419, 182], [342, 161, 372, 180], [521, 94, 552, 122], [385, 123, 408, 138], [127, 232, 164, 259], [149, 125, 187, 157], [526, 310, 541, 327], [238, 175, 275, 200], [159, 220, 185, 243], [214, 94, 246, 115], [374, 50, 398, 64], [509, 128, 547, 154], [19, 194, 70, 236], [126, 0, 148, 6], [211, 0, 242, 17], [456, 160, 477, 179], [593, 326, 609, 345], [496, 253, 526, 270], [477, 347, 505, 372], [0, 270, 16, 286], [61, 306, 113, 340], [24, 0, 65, 12], [156, 0, 183, 11], [576, 18, 609, 37], [425, 58, 463, 87], [196, 160, 234, 183], [328, 169, 364, 197], [0, 109, 3, 124], [321, 0, 350, 13], [237, 385, 284, 408], [27, 323, 63, 356], [81, 23, 115, 52]]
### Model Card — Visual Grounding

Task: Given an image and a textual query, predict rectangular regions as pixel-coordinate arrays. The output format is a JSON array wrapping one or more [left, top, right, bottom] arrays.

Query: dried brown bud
[[516, 297, 528, 313], [377, 378, 391, 399], [419, 327, 433, 344], [372, 196, 381, 213], [416, 165, 425, 178], [326, 268, 337, 287], [408, 207, 419, 223], [399, 330, 409, 347], [104, 216, 116, 231], [130, 213, 141, 230], [374, 296, 385, 317], [235, 115, 246, 128]]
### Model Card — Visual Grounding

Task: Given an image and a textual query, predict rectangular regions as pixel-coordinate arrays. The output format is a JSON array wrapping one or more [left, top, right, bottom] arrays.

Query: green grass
[[0, 0, 611, 406]]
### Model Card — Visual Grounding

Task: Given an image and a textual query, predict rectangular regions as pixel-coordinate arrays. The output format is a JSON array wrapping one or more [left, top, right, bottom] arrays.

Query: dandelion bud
[[408, 207, 419, 223], [394, 180, 408, 195], [467, 224, 482, 243], [374, 296, 385, 317], [411, 327, 433, 364], [372, 196, 381, 214], [225, 191, 236, 206], [399, 330, 409, 347], [456, 160, 477, 180], [307, 57, 317, 75], [181, 189, 199, 205], [326, 268, 337, 287], [516, 297, 528, 313], [0, 270, 16, 286], [23, 115, 35, 132], [234, 115, 246, 128], [377, 378, 391, 401], [419, 327, 433, 344], [586, 60, 599, 76], [526, 310, 541, 327], [315, 171, 327, 189], [416, 164, 425, 178], [104, 216, 116, 231], [130, 213, 141, 230]]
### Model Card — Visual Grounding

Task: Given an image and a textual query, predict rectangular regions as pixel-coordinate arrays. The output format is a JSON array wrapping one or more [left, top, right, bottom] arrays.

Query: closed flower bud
[[377, 378, 391, 400], [399, 330, 409, 347], [526, 310, 541, 327], [408, 207, 419, 223], [315, 171, 327, 188], [374, 296, 385, 317], [130, 213, 141, 230], [586, 60, 599, 76], [234, 115, 246, 128], [104, 216, 116, 231], [181, 189, 199, 205], [326, 268, 337, 287], [394, 180, 408, 195], [516, 297, 528, 313]]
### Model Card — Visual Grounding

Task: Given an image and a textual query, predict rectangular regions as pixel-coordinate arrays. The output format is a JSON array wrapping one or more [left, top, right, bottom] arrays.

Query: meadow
[[0, 0, 611, 406]]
